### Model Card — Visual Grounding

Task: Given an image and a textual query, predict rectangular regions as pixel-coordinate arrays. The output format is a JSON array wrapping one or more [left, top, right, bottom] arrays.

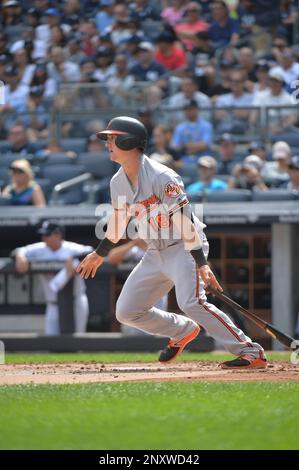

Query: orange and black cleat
[[220, 353, 268, 370], [159, 325, 200, 363]]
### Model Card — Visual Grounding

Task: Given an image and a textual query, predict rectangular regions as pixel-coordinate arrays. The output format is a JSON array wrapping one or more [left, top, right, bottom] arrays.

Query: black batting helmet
[[96, 116, 147, 151]]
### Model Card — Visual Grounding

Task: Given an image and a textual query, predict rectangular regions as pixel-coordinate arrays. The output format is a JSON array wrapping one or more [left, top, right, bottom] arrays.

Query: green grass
[[5, 351, 290, 364], [0, 381, 298, 450]]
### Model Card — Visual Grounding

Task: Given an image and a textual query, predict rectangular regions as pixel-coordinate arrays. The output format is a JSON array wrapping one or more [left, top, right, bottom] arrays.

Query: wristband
[[190, 247, 207, 267], [95, 238, 115, 257]]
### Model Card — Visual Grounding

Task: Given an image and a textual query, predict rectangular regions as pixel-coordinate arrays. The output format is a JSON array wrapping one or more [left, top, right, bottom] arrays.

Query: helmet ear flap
[[115, 134, 139, 151]]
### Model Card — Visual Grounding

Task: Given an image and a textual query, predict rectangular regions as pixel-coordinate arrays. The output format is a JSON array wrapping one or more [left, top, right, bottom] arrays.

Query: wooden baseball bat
[[208, 285, 296, 349]]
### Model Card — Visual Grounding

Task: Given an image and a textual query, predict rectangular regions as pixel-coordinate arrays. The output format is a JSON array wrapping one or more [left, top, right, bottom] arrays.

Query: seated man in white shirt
[[15, 221, 93, 335], [251, 69, 297, 134]]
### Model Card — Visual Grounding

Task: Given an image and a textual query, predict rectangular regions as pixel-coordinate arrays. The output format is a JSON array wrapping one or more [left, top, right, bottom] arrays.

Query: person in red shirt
[[155, 32, 187, 71], [174, 2, 209, 51]]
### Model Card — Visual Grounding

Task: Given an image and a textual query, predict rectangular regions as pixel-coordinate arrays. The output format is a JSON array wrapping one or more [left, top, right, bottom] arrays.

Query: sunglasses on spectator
[[230, 79, 243, 83], [186, 9, 199, 13], [10, 167, 25, 174]]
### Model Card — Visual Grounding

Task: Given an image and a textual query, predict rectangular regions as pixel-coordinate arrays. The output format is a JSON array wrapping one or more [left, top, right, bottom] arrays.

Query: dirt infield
[[1, 360, 299, 385]]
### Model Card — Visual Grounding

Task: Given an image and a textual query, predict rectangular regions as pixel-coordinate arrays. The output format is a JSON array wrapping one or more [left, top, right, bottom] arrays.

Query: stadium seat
[[178, 163, 198, 179], [0, 168, 10, 186], [43, 153, 77, 166], [60, 138, 86, 154], [271, 133, 299, 147], [187, 192, 203, 202], [252, 190, 295, 201], [42, 164, 87, 204], [206, 190, 252, 202], [0, 141, 10, 153], [78, 152, 115, 179], [42, 164, 86, 186], [35, 178, 52, 202]]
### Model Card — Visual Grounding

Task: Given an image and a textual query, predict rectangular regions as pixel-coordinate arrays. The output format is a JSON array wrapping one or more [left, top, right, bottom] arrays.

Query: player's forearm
[[95, 209, 129, 256]]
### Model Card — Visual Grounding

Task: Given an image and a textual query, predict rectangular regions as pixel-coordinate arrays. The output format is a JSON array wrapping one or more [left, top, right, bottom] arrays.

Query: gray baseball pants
[[116, 241, 264, 357]]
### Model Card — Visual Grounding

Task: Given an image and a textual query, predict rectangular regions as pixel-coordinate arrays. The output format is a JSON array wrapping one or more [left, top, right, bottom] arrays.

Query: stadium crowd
[[1, 0, 299, 205]]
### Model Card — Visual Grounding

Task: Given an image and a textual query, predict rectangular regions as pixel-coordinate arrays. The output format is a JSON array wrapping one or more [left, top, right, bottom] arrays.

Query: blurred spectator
[[191, 30, 215, 75], [107, 53, 135, 107], [238, 47, 257, 88], [248, 141, 267, 162], [270, 49, 299, 89], [130, 42, 167, 107], [65, 33, 86, 65], [269, 34, 290, 63], [230, 154, 268, 191], [130, 41, 166, 82], [137, 108, 154, 141], [104, 3, 131, 46], [279, 0, 298, 45], [215, 133, 237, 175], [10, 28, 48, 61], [174, 2, 209, 51], [78, 20, 98, 56], [281, 156, 299, 196], [1, 0, 22, 27], [207, 60, 233, 99], [251, 69, 297, 135], [47, 46, 81, 85], [0, 32, 11, 61], [171, 99, 213, 163], [50, 25, 68, 48], [251, 0, 281, 56], [96, 0, 115, 33], [62, 0, 81, 20], [252, 59, 270, 96], [261, 141, 292, 184], [30, 62, 57, 100], [216, 68, 253, 134], [128, 0, 160, 22], [94, 46, 114, 82], [1, 159, 46, 207], [186, 155, 228, 193], [6, 124, 37, 155], [166, 76, 211, 122], [161, 0, 187, 26], [36, 139, 77, 159], [15, 221, 92, 335], [121, 34, 142, 67], [13, 47, 36, 86], [155, 32, 187, 71], [25, 7, 42, 29], [86, 134, 106, 153], [1, 66, 29, 129], [18, 85, 49, 140], [79, 57, 97, 82], [149, 124, 179, 168], [208, 0, 240, 48]]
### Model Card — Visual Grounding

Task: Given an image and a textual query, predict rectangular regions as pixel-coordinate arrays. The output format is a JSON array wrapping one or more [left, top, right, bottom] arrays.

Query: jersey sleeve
[[110, 178, 126, 210], [16, 243, 44, 260], [153, 171, 190, 217]]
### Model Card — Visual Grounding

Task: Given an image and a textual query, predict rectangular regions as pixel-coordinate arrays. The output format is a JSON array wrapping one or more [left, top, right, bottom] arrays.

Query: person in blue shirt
[[186, 155, 228, 193], [171, 99, 213, 163], [95, 0, 115, 33], [209, 1, 240, 48]]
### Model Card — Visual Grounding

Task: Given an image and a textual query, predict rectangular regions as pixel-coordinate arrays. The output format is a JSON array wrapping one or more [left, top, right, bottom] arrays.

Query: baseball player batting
[[77, 116, 267, 369]]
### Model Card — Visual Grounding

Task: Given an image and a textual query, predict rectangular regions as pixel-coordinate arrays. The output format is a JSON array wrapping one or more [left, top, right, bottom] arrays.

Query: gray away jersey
[[110, 155, 206, 250]]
